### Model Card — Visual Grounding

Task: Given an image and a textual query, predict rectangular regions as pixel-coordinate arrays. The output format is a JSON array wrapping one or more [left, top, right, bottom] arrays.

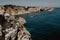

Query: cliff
[[0, 12, 32, 40], [0, 5, 54, 15]]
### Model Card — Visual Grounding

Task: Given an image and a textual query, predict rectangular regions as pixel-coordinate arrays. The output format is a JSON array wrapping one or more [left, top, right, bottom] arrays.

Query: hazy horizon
[[0, 0, 60, 7]]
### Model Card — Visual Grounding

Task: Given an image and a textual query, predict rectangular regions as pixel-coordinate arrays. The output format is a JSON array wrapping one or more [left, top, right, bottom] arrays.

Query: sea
[[22, 8, 60, 40]]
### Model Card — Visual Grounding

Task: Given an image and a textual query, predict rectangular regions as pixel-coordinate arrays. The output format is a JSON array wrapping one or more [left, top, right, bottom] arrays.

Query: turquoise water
[[23, 8, 60, 40]]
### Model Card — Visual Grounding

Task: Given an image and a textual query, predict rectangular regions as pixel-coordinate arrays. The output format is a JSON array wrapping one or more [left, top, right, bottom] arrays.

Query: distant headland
[[0, 4, 54, 15]]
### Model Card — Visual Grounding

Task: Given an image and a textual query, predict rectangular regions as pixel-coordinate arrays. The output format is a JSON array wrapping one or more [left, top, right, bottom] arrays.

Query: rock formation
[[0, 5, 54, 15], [0, 8, 32, 40]]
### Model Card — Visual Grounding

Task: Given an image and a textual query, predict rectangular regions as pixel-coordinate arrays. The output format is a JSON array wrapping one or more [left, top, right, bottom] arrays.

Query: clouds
[[0, 0, 60, 7]]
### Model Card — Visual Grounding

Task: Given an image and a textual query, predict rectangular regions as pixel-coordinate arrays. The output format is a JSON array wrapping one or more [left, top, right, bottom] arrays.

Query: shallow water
[[23, 8, 60, 40]]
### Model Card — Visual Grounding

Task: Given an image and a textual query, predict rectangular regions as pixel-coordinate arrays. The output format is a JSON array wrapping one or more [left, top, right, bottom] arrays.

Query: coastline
[[0, 5, 54, 15]]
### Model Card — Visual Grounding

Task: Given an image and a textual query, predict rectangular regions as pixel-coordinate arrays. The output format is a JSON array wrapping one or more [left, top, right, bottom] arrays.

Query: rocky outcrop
[[0, 13, 32, 40]]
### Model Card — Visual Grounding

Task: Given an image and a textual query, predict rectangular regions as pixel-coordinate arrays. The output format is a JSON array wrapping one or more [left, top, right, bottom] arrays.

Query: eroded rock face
[[0, 13, 32, 40]]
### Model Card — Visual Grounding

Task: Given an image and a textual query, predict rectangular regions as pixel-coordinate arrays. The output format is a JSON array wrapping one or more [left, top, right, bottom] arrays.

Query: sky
[[0, 0, 60, 7]]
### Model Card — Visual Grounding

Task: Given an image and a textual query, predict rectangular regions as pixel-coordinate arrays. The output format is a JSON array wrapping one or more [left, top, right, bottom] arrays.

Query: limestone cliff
[[0, 13, 32, 40], [0, 5, 54, 15]]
